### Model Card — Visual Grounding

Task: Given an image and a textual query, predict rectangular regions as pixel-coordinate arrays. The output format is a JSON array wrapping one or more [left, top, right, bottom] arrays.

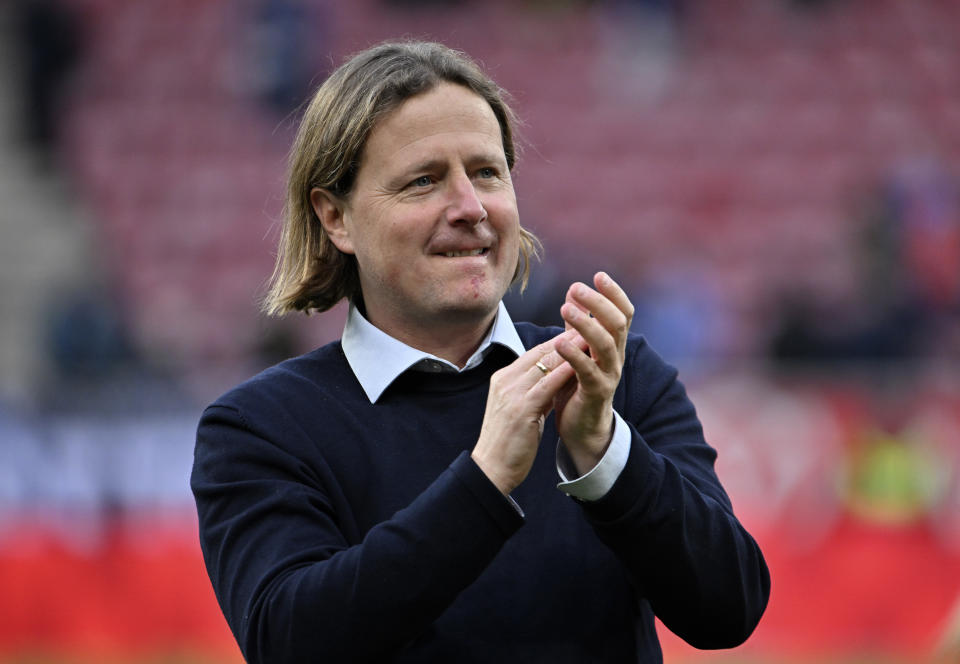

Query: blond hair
[[262, 40, 541, 316]]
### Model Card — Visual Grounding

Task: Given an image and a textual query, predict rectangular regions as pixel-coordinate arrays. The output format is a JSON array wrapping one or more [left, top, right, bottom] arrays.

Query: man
[[191, 41, 769, 663]]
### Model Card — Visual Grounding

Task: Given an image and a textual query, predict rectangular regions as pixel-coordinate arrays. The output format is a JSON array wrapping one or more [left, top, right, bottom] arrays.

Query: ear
[[311, 188, 355, 255]]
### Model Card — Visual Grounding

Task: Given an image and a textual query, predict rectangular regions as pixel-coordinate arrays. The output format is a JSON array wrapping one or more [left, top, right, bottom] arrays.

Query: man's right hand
[[471, 330, 584, 495]]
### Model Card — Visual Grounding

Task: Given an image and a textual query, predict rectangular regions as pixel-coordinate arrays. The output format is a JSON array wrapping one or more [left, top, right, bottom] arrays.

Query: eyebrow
[[400, 151, 507, 177], [402, 158, 446, 177], [465, 151, 508, 168]]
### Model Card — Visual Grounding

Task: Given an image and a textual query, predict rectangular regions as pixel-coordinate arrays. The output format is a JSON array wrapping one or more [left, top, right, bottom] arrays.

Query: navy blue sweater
[[191, 324, 769, 663]]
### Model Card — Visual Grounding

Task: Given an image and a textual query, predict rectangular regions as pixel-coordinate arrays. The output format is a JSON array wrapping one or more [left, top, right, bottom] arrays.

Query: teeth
[[443, 248, 484, 257]]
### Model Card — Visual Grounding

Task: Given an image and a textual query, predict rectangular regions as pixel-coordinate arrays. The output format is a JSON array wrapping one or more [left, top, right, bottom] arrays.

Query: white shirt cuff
[[555, 411, 631, 502], [506, 494, 525, 517]]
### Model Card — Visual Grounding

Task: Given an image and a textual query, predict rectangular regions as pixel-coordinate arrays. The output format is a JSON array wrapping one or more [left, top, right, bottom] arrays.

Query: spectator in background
[[889, 153, 960, 359], [240, 0, 325, 117], [13, 0, 82, 164], [889, 154, 960, 316], [40, 286, 191, 414], [45, 289, 131, 382], [192, 40, 768, 662], [768, 153, 960, 365], [594, 0, 686, 104]]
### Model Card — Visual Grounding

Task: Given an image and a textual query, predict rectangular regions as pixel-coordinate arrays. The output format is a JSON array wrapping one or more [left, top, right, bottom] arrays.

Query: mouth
[[439, 248, 489, 258]]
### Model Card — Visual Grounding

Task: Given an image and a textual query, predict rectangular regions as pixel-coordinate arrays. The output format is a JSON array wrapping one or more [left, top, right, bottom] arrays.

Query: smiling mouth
[[441, 248, 488, 258]]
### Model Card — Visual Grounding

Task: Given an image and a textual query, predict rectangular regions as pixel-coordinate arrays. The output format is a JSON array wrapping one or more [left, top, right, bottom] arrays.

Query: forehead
[[363, 83, 503, 163]]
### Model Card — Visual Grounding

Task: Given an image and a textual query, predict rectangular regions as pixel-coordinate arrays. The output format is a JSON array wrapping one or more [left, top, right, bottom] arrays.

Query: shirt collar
[[341, 300, 525, 403]]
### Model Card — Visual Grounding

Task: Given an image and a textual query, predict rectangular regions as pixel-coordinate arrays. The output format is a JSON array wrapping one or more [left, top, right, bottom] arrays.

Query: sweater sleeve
[[191, 403, 523, 664], [578, 337, 770, 649]]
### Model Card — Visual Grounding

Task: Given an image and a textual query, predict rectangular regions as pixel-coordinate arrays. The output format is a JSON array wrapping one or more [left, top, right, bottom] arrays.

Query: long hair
[[262, 40, 540, 316]]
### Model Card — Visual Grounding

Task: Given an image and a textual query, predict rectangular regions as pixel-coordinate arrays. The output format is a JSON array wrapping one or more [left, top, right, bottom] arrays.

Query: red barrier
[[1, 383, 959, 661], [0, 516, 240, 662]]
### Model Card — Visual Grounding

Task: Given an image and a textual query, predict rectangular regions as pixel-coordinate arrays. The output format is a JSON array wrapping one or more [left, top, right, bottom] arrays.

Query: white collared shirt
[[340, 301, 630, 502]]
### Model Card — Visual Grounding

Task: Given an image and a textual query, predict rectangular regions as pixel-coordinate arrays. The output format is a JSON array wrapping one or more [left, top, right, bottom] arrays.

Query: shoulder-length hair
[[262, 40, 541, 316]]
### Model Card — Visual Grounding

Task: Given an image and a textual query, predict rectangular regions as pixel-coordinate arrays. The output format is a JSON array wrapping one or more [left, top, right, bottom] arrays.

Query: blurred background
[[1, 0, 959, 662]]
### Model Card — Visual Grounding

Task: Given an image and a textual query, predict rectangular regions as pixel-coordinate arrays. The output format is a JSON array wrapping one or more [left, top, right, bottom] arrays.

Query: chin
[[435, 292, 502, 322]]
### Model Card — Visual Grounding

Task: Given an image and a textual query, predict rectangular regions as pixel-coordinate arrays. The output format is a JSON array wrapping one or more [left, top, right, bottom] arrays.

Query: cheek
[[368, 228, 422, 284], [496, 210, 522, 258], [487, 195, 520, 233], [346, 208, 399, 268]]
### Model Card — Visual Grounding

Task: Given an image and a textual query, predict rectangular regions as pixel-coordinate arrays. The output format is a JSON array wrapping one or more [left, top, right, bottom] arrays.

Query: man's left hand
[[554, 271, 635, 476]]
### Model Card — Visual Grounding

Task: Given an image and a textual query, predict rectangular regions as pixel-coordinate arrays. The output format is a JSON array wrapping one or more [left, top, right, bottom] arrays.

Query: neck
[[365, 305, 497, 369]]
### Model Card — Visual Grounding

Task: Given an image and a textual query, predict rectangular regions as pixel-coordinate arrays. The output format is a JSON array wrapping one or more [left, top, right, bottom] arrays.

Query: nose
[[445, 172, 487, 226]]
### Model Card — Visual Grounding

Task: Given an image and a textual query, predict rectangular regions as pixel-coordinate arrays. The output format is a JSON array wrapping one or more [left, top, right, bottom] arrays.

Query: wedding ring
[[535, 361, 550, 375]]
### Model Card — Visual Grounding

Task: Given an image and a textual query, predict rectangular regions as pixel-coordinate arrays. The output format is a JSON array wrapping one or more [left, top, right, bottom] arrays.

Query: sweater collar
[[341, 300, 525, 403]]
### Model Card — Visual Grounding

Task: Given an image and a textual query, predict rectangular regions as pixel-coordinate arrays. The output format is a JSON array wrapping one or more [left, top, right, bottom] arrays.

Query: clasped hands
[[472, 272, 635, 495]]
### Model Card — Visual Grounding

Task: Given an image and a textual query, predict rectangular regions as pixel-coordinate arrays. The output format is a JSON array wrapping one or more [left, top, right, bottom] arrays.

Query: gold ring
[[535, 361, 550, 375]]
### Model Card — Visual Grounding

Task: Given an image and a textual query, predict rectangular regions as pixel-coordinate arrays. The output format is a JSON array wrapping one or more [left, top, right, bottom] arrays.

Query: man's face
[[331, 83, 520, 340]]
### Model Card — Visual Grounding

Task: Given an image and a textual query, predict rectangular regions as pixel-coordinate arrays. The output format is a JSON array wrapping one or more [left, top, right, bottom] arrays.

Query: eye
[[411, 175, 432, 187], [477, 167, 496, 179]]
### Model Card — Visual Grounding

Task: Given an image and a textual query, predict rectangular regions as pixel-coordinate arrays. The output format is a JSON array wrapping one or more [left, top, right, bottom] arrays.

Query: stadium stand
[[54, 0, 960, 386], [2, 1, 960, 661]]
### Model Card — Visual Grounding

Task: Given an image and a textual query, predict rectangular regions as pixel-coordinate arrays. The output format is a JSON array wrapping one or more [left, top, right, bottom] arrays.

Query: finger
[[566, 282, 629, 346], [593, 271, 635, 327], [527, 328, 587, 377], [533, 358, 576, 393], [501, 330, 580, 397], [563, 286, 591, 332], [514, 328, 579, 373], [529, 354, 558, 382], [528, 360, 577, 415], [560, 302, 619, 373], [555, 334, 605, 392]]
